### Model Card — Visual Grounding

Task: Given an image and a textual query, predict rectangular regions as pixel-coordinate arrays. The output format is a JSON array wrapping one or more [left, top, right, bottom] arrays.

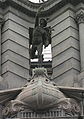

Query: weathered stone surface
[[52, 37, 79, 58], [1, 8, 30, 88], [0, 76, 8, 90], [53, 69, 79, 87], [2, 20, 29, 38], [2, 50, 29, 69], [52, 58, 80, 78], [51, 8, 80, 86], [2, 60, 29, 79], [0, 0, 82, 88], [4, 12, 33, 29], [2, 40, 29, 59], [0, 18, 3, 75], [2, 71, 28, 88], [76, 11, 84, 72], [52, 27, 79, 48], [78, 72, 84, 87], [0, 1, 83, 118], [50, 10, 73, 27], [52, 48, 80, 68], [52, 17, 78, 37], [2, 30, 29, 48]]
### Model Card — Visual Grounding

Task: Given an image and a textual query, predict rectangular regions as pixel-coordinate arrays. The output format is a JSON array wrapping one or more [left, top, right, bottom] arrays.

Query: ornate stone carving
[[58, 98, 80, 115], [2, 100, 27, 117], [2, 68, 80, 118], [0, 0, 67, 17], [76, 11, 84, 24]]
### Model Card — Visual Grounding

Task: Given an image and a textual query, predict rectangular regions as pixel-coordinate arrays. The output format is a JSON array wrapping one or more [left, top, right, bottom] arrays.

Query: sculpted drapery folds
[[29, 5, 51, 66]]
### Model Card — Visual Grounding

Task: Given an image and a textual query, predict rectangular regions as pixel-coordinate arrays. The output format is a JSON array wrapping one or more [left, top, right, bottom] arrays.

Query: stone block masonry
[[50, 7, 80, 86], [1, 6, 33, 88]]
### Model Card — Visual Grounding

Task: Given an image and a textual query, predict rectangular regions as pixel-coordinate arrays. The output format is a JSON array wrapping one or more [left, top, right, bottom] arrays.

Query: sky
[[29, 0, 47, 3]]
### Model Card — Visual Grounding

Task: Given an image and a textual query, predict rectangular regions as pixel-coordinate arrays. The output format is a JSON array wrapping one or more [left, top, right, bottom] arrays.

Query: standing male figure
[[29, 6, 51, 67]]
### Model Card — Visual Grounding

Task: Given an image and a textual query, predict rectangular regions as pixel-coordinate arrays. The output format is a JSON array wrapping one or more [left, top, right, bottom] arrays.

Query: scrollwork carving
[[2, 100, 28, 117], [58, 98, 80, 115]]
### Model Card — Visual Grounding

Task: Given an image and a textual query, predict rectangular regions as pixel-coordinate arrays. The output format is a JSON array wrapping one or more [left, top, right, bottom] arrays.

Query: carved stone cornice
[[0, 0, 61, 17], [76, 11, 84, 24], [0, 0, 84, 17]]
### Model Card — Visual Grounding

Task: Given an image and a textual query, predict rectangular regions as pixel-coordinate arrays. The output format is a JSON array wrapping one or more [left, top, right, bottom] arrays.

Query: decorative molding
[[0, 0, 84, 17], [2, 68, 80, 118], [76, 11, 84, 24], [2, 100, 26, 117]]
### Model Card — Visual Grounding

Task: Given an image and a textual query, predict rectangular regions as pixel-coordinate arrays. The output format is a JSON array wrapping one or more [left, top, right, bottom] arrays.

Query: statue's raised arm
[[34, 6, 44, 28]]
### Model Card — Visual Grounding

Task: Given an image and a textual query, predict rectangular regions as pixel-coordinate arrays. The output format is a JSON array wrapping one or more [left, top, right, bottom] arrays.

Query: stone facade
[[51, 5, 80, 86], [0, 0, 34, 88], [0, 0, 84, 88], [47, 0, 84, 87], [0, 0, 84, 119]]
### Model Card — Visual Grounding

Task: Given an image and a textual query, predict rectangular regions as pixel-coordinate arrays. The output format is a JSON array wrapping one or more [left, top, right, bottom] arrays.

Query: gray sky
[[29, 0, 47, 3], [29, 0, 40, 3]]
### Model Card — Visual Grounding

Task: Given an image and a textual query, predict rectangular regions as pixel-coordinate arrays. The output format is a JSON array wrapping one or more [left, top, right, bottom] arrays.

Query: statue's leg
[[30, 46, 37, 59], [37, 43, 43, 67]]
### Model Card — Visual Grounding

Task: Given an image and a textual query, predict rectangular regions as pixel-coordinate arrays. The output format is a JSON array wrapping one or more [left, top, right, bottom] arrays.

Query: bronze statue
[[29, 5, 51, 67]]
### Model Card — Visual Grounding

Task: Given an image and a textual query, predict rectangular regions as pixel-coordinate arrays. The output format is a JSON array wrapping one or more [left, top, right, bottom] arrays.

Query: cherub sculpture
[[29, 5, 52, 67]]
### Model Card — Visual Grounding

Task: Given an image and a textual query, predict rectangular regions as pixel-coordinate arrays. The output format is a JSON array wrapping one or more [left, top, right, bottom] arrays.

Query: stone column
[[0, 21, 2, 75], [0, 17, 3, 76], [77, 11, 84, 72]]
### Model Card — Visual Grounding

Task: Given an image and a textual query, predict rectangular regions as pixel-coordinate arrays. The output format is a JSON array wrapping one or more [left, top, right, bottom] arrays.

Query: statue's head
[[40, 18, 47, 27]]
